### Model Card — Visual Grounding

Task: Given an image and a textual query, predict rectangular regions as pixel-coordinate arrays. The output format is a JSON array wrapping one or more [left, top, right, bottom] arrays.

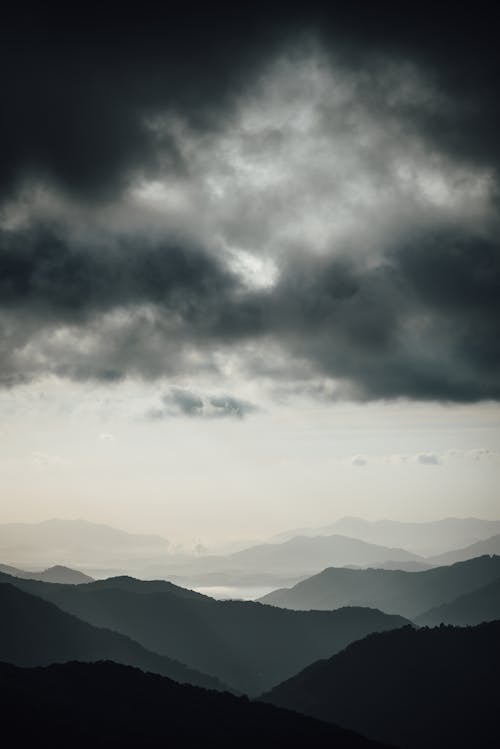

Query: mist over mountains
[[272, 517, 500, 557], [1, 512, 499, 746], [2, 517, 500, 590]]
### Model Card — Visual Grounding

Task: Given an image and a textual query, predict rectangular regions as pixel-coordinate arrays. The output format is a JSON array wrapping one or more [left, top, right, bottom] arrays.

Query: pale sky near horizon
[[2, 379, 499, 549], [1, 9, 499, 550]]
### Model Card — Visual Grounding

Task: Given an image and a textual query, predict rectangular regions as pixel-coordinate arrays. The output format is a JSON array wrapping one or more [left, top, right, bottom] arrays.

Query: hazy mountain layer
[[0, 571, 408, 695], [263, 620, 500, 748], [430, 533, 500, 565], [0, 583, 224, 691], [0, 563, 93, 584], [259, 555, 500, 617], [272, 517, 500, 556], [416, 577, 500, 626], [0, 660, 389, 749], [0, 518, 172, 570]]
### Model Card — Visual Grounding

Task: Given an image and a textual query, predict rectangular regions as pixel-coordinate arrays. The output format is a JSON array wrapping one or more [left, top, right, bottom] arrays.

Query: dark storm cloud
[[1, 3, 499, 202], [0, 2, 499, 402], [0, 225, 235, 322], [1, 219, 499, 400], [271, 231, 500, 402]]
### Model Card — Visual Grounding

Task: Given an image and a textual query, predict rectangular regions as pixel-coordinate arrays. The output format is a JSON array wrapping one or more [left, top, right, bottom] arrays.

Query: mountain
[[0, 661, 389, 749], [0, 518, 173, 572], [142, 533, 423, 589], [416, 577, 500, 626], [272, 517, 500, 556], [0, 571, 409, 695], [259, 555, 500, 618], [0, 582, 224, 691], [430, 533, 500, 565], [0, 563, 93, 584], [222, 533, 422, 575], [87, 574, 207, 599], [262, 621, 500, 748]]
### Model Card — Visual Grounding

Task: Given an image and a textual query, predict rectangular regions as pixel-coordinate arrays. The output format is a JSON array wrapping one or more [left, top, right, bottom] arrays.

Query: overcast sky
[[1, 3, 499, 548]]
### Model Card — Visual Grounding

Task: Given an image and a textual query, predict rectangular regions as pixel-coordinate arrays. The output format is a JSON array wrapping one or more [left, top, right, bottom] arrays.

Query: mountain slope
[[273, 516, 500, 556], [226, 533, 422, 574], [259, 555, 500, 617], [0, 583, 223, 691], [416, 577, 500, 626], [262, 621, 500, 748], [0, 661, 389, 749], [430, 533, 500, 565], [0, 571, 409, 695], [0, 518, 172, 571], [0, 563, 93, 584]]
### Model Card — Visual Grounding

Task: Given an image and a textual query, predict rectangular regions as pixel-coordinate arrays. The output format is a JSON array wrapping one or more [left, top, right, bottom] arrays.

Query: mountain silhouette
[[0, 582, 224, 690], [430, 533, 500, 565], [194, 534, 422, 578], [262, 620, 500, 748], [416, 576, 500, 626], [259, 555, 500, 617], [0, 570, 409, 694], [0, 563, 93, 584], [0, 660, 390, 749], [0, 518, 173, 572], [143, 533, 424, 589], [272, 516, 500, 557]]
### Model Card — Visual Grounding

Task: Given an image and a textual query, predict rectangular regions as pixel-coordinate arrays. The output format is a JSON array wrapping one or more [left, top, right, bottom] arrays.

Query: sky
[[0, 3, 499, 549]]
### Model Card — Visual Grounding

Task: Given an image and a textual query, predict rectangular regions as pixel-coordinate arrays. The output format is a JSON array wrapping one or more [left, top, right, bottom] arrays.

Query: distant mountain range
[[259, 555, 500, 618], [0, 660, 388, 749], [272, 516, 500, 556], [262, 620, 500, 748], [3, 517, 500, 587], [429, 533, 500, 565], [0, 582, 224, 691], [165, 534, 423, 586], [416, 577, 500, 626], [0, 570, 409, 695], [0, 518, 173, 571], [0, 563, 93, 584]]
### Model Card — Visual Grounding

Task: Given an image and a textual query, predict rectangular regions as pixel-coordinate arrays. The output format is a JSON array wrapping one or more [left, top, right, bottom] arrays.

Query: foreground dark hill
[[416, 577, 500, 626], [430, 533, 500, 565], [0, 563, 93, 584], [0, 571, 408, 694], [0, 583, 223, 691], [260, 555, 500, 617], [0, 661, 389, 749], [263, 621, 500, 748]]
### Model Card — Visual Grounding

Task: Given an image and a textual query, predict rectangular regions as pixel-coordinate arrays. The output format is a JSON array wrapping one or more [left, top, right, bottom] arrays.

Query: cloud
[[149, 389, 258, 420], [351, 456, 368, 467], [0, 7, 499, 404], [416, 453, 441, 466]]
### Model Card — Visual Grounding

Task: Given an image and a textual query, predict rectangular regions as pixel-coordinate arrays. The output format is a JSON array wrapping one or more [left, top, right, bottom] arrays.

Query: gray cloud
[[149, 389, 258, 420], [417, 453, 441, 466], [0, 8, 499, 404]]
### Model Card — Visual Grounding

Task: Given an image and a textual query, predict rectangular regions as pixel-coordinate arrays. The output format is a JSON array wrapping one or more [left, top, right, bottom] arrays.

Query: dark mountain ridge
[[263, 620, 500, 748], [0, 660, 390, 748], [0, 582, 224, 691], [416, 576, 500, 626], [259, 555, 500, 617], [0, 570, 409, 694]]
